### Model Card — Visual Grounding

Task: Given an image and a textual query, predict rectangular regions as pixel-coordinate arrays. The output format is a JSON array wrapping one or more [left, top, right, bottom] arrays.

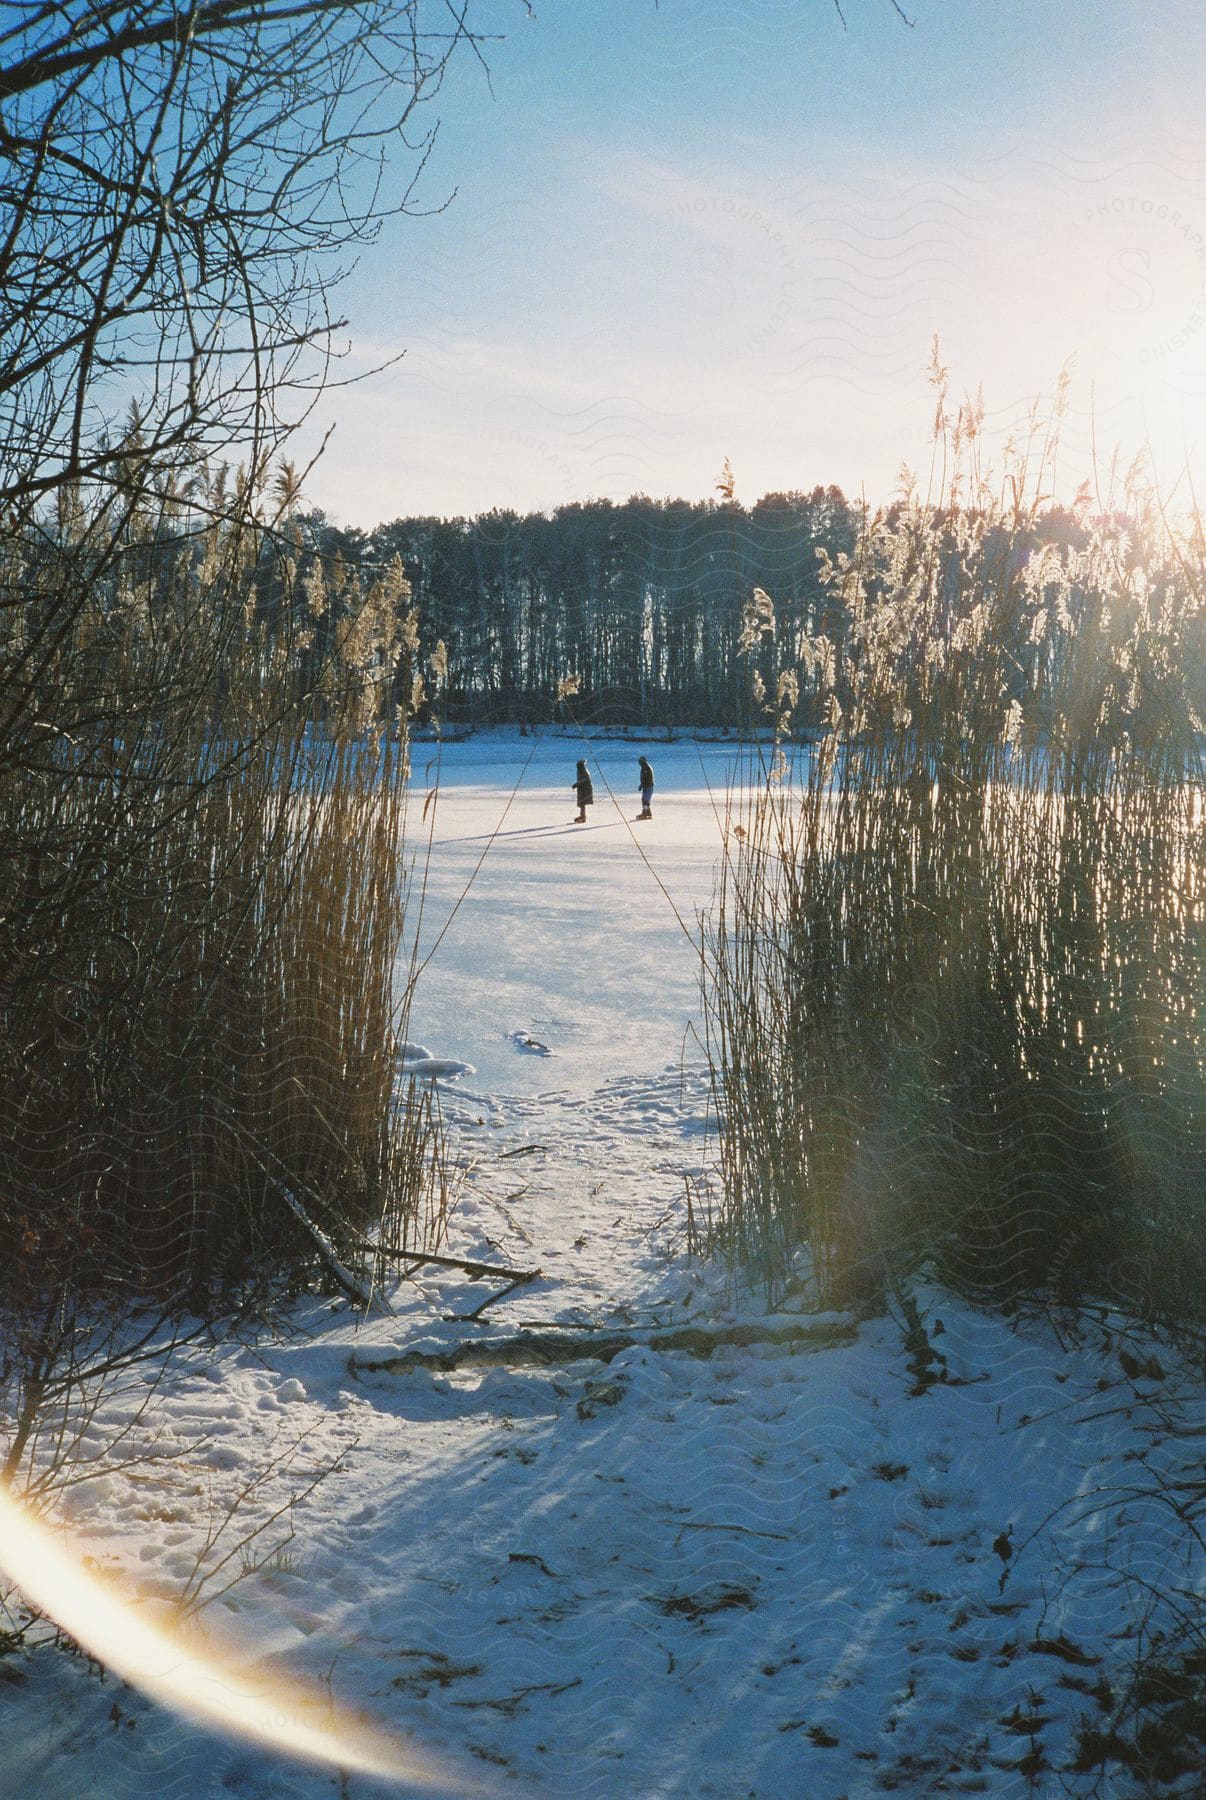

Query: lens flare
[[0, 1483, 480, 1792]]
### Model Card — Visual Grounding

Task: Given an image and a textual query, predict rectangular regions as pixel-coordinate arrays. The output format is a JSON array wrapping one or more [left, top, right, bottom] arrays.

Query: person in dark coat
[[637, 755, 654, 820], [573, 759, 593, 823]]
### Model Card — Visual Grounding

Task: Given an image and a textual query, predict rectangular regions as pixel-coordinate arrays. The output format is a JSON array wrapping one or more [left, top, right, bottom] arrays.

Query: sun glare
[[0, 1485, 474, 1792]]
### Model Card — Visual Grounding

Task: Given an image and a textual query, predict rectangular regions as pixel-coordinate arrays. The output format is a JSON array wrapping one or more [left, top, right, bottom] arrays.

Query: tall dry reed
[[0, 464, 445, 1316], [706, 414, 1203, 1319]]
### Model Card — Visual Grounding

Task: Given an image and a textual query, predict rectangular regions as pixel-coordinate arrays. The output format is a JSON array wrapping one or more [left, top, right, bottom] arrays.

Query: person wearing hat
[[637, 755, 654, 820]]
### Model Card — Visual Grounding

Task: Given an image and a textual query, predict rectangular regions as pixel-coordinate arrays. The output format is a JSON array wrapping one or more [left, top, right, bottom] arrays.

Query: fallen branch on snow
[[348, 1316, 855, 1377]]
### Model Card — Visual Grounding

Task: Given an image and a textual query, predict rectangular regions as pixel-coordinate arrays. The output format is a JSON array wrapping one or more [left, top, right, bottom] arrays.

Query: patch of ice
[[403, 1056, 476, 1081]]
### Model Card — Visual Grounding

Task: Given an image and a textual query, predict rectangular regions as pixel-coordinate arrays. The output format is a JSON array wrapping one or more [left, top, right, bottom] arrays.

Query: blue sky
[[300, 0, 1206, 525]]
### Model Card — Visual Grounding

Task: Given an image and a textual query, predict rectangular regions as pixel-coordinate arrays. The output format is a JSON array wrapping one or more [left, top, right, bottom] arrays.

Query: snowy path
[[3, 735, 1202, 1800]]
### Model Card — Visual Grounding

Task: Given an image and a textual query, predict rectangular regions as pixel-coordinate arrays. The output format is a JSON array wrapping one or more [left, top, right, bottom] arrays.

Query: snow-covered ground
[[2, 731, 1202, 1800]]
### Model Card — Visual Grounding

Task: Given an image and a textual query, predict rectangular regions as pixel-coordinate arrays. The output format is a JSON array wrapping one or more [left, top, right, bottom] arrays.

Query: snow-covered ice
[[1, 731, 1201, 1800]]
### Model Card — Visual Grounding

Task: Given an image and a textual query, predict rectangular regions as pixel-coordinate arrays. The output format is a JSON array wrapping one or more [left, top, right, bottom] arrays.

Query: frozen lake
[[402, 731, 769, 1098]]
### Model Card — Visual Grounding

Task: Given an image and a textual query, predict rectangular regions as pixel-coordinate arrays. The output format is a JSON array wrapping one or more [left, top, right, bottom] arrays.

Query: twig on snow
[[368, 1245, 541, 1284], [674, 1521, 791, 1543], [445, 1274, 541, 1323]]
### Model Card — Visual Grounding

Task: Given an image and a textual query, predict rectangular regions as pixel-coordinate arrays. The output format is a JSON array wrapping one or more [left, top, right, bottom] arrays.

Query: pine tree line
[[297, 488, 857, 728]]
